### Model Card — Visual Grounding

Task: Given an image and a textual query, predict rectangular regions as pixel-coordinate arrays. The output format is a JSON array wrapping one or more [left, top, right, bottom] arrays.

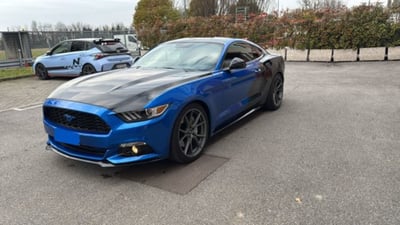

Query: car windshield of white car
[[134, 42, 224, 71]]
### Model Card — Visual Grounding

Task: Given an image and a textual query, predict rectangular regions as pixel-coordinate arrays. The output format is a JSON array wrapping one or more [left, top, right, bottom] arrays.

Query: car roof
[[62, 38, 119, 43], [166, 37, 248, 45]]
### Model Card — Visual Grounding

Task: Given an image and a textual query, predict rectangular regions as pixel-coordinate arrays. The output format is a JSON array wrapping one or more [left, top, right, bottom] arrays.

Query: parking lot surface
[[0, 62, 399, 224]]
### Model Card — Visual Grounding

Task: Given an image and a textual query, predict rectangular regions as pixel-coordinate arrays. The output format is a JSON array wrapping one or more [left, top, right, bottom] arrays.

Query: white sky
[[0, 0, 386, 31], [279, 0, 385, 10]]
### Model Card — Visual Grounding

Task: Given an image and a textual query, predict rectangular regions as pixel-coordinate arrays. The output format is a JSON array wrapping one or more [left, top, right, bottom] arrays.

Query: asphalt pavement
[[0, 62, 399, 224]]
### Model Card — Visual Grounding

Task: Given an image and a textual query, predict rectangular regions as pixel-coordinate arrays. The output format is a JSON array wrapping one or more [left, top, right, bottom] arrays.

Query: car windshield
[[134, 42, 224, 71]]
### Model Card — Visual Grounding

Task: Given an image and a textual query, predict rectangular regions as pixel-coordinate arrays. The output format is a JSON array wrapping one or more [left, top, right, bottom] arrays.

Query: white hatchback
[[33, 38, 134, 79]]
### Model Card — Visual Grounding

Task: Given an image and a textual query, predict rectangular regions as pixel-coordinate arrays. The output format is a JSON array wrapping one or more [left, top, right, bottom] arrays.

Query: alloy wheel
[[177, 108, 208, 158]]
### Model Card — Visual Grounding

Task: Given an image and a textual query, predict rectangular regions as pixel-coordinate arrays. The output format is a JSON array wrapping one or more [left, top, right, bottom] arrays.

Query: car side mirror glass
[[229, 57, 246, 70]]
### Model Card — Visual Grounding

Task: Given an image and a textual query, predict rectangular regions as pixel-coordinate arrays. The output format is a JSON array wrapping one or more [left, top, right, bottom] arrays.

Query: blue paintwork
[[43, 37, 284, 166]]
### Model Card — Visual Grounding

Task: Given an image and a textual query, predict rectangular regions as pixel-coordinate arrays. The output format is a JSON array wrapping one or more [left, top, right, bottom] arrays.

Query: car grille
[[43, 106, 111, 134]]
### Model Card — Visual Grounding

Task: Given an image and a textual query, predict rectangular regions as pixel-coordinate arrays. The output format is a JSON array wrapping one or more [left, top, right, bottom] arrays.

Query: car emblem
[[64, 114, 76, 123], [47, 99, 58, 105]]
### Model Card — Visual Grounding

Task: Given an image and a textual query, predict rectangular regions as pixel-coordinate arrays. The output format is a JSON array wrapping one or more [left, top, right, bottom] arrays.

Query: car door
[[40, 41, 73, 76], [67, 41, 88, 75], [217, 42, 266, 122]]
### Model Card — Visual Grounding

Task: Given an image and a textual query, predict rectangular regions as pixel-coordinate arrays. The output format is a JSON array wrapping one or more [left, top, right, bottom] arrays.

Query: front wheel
[[170, 103, 209, 163], [81, 64, 97, 75], [263, 74, 284, 110], [35, 64, 49, 80]]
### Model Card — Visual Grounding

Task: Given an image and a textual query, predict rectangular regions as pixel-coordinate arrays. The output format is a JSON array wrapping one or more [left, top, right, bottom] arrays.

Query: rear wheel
[[35, 64, 49, 80], [263, 74, 284, 110], [170, 103, 209, 163], [81, 64, 97, 75]]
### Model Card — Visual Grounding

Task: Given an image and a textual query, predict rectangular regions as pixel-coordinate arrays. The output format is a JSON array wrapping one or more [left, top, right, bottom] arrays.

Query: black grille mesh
[[60, 143, 106, 156], [43, 106, 110, 134]]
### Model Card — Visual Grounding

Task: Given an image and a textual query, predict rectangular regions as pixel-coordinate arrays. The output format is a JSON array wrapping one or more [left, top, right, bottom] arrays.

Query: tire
[[81, 64, 97, 75], [35, 63, 49, 80], [170, 103, 209, 163], [263, 74, 284, 110]]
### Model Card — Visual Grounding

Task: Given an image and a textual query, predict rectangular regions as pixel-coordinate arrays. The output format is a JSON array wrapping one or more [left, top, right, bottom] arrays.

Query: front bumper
[[43, 99, 173, 166], [45, 144, 161, 167], [46, 144, 116, 167]]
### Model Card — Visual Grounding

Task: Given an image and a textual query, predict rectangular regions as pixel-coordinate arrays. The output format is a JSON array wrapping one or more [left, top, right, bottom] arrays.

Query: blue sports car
[[43, 37, 285, 166]]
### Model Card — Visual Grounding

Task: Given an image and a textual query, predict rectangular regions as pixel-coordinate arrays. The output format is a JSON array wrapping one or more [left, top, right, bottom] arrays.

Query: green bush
[[137, 5, 400, 50]]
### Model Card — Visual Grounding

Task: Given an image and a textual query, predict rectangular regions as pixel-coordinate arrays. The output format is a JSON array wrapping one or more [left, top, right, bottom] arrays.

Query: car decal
[[47, 66, 66, 71], [73, 58, 80, 67], [46, 57, 82, 71]]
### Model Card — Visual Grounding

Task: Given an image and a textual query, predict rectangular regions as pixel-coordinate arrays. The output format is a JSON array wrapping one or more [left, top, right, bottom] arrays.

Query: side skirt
[[213, 106, 261, 135]]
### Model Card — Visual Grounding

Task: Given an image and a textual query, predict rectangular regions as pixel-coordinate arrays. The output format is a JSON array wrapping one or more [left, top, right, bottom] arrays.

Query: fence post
[[306, 48, 310, 62], [330, 49, 334, 62], [18, 49, 23, 67], [284, 47, 288, 61], [384, 47, 388, 61], [356, 48, 360, 61]]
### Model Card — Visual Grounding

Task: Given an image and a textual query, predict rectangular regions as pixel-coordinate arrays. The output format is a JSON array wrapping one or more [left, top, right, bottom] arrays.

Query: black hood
[[48, 67, 211, 112]]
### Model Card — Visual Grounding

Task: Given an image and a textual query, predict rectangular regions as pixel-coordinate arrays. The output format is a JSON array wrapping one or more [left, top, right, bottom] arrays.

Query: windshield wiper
[[159, 66, 177, 69]]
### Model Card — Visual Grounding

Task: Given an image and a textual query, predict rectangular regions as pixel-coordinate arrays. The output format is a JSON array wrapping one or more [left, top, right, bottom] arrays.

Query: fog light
[[118, 142, 152, 156], [131, 146, 139, 154]]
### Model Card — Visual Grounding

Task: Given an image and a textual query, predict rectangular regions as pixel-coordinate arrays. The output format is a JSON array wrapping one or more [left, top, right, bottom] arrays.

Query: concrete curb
[[0, 74, 35, 82]]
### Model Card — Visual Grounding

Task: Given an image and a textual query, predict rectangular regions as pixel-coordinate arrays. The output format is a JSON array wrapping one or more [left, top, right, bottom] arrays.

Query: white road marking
[[0, 102, 42, 113]]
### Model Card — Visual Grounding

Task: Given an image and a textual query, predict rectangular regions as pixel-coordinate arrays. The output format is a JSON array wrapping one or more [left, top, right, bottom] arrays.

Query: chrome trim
[[46, 144, 115, 167]]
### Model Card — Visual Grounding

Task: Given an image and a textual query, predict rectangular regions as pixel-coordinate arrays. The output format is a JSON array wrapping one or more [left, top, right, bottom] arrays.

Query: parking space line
[[0, 102, 42, 113], [13, 102, 43, 111]]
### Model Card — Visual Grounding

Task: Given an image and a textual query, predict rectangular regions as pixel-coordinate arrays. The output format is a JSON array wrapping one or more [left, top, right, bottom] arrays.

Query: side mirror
[[229, 57, 246, 70], [132, 56, 140, 64], [45, 51, 52, 56]]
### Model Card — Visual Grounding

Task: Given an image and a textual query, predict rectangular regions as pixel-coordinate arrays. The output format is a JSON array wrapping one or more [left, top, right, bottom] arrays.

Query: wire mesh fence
[[0, 30, 132, 50], [26, 30, 133, 49]]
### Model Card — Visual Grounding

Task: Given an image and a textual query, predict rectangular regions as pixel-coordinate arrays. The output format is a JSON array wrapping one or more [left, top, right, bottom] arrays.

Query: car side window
[[250, 45, 264, 59], [86, 42, 96, 50], [71, 41, 85, 52], [223, 42, 258, 68], [128, 36, 137, 43], [52, 41, 72, 55]]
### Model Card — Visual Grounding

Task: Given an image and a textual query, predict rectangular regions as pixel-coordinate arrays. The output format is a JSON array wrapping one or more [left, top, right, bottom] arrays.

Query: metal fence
[[269, 47, 400, 62], [21, 30, 133, 49], [0, 30, 135, 66], [0, 30, 133, 51]]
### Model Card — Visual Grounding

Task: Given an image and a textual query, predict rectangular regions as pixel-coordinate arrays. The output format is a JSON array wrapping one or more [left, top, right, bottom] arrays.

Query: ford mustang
[[43, 37, 285, 167]]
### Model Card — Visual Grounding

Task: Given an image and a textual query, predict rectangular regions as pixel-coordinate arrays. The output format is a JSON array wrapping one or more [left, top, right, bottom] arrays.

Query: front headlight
[[117, 104, 169, 122]]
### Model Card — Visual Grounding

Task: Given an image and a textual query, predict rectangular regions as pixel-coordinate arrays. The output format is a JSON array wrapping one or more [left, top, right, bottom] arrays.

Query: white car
[[114, 34, 141, 55], [33, 38, 134, 79]]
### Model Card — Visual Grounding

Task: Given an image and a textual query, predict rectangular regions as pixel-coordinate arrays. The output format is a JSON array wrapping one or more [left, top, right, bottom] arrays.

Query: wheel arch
[[34, 62, 50, 80], [176, 99, 212, 135], [168, 99, 211, 163], [80, 63, 97, 75], [34, 62, 45, 71], [274, 71, 284, 82]]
